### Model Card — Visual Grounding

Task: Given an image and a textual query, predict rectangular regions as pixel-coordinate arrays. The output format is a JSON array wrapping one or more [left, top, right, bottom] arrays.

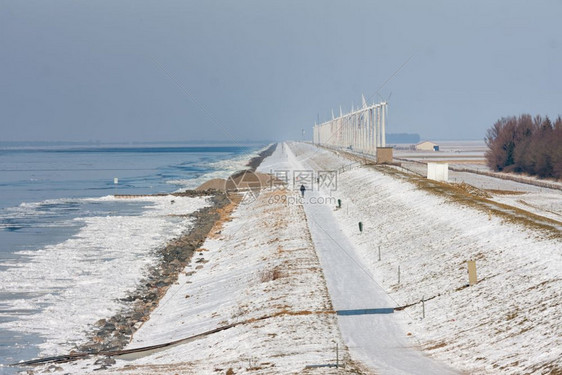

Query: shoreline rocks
[[78, 191, 230, 354], [246, 143, 277, 171], [77, 143, 277, 355]]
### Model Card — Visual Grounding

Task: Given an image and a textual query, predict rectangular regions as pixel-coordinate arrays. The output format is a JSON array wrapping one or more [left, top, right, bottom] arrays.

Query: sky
[[0, 0, 561, 143]]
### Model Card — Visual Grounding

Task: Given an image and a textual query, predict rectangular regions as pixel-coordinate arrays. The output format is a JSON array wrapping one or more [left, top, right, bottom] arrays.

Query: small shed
[[376, 147, 393, 164], [415, 141, 439, 151]]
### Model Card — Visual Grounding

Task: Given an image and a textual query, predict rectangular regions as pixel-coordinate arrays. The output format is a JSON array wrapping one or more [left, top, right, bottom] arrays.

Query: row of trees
[[485, 114, 562, 179]]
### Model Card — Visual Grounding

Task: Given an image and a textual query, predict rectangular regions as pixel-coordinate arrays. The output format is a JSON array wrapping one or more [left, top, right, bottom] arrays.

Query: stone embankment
[[79, 190, 230, 354], [78, 143, 278, 355]]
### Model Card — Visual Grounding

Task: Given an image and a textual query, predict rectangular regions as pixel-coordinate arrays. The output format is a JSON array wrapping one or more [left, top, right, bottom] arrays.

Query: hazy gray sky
[[1, 0, 561, 142]]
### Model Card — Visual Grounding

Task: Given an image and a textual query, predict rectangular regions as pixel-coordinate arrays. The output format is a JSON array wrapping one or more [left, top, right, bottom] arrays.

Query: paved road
[[267, 143, 457, 374]]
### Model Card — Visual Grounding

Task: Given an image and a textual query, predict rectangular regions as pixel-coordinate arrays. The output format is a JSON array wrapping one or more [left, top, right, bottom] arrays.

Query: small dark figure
[[300, 184, 306, 197]]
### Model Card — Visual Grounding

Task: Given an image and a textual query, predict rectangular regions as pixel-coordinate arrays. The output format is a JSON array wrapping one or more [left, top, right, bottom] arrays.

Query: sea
[[0, 143, 263, 374]]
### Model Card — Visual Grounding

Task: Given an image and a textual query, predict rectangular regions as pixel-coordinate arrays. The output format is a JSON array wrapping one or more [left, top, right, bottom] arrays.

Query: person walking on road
[[300, 184, 306, 197]]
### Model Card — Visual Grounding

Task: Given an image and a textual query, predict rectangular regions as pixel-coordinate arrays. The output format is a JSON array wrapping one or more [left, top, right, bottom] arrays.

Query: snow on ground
[[394, 139, 562, 195], [393, 140, 487, 164], [398, 160, 562, 192], [395, 153, 562, 224], [398, 159, 561, 192], [0, 195, 209, 358], [26, 141, 561, 374], [261, 143, 456, 374], [491, 192, 562, 223], [55, 189, 359, 374], [289, 142, 562, 374]]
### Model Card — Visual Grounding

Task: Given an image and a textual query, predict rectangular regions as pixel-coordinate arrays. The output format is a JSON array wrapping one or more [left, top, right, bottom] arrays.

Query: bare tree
[[485, 114, 562, 179]]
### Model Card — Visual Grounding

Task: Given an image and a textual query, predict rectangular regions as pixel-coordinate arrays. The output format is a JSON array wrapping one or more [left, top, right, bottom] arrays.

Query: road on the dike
[[260, 143, 457, 374]]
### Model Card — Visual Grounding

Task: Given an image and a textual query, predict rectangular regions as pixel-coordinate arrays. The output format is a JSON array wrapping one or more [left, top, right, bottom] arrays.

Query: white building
[[415, 141, 439, 151]]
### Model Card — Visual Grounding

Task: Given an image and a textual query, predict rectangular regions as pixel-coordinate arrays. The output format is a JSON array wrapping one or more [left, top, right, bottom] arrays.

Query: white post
[[381, 102, 386, 147], [376, 106, 381, 147], [361, 113, 365, 152], [370, 108, 375, 154]]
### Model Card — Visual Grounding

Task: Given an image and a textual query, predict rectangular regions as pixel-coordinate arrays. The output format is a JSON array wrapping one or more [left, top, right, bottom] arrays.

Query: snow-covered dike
[[29, 141, 561, 374], [56, 189, 359, 374], [288, 142, 562, 374], [261, 143, 456, 374]]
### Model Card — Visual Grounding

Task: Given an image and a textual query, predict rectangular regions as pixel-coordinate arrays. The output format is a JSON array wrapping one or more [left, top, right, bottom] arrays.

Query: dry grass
[[208, 195, 241, 239], [258, 267, 283, 283], [486, 189, 526, 195], [425, 342, 447, 351], [374, 165, 562, 239], [455, 182, 492, 198], [528, 362, 562, 375], [438, 159, 486, 164]]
